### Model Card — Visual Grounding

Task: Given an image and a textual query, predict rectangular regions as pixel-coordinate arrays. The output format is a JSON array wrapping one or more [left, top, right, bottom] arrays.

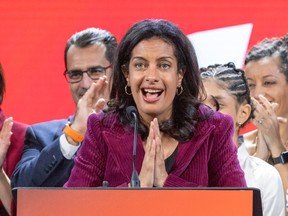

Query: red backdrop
[[1, 0, 288, 125]]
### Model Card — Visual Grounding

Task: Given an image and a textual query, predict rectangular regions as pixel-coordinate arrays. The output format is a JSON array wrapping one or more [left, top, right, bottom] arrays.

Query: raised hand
[[0, 118, 13, 216], [70, 76, 108, 137], [152, 118, 168, 187], [139, 119, 156, 187], [254, 130, 270, 161], [251, 95, 286, 157], [138, 118, 168, 187], [0, 117, 13, 169]]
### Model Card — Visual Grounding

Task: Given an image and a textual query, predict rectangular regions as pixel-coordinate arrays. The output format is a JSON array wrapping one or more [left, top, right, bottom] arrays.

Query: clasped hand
[[139, 118, 168, 187], [252, 95, 287, 160]]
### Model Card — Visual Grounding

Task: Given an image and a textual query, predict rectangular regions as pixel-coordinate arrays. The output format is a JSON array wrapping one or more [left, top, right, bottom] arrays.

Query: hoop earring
[[176, 85, 183, 95], [125, 85, 132, 95]]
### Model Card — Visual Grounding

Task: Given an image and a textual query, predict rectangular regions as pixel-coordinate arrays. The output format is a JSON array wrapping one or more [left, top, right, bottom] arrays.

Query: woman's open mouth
[[141, 88, 163, 101]]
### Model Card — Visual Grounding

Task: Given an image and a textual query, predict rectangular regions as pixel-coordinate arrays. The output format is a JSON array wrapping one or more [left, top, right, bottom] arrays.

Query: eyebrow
[[68, 65, 107, 71], [131, 56, 145, 60], [158, 56, 174, 61], [131, 56, 174, 61], [262, 75, 278, 79], [246, 74, 277, 80]]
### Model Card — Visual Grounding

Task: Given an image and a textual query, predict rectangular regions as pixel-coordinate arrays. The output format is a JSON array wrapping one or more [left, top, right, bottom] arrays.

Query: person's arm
[[0, 168, 12, 215], [11, 122, 75, 188], [65, 113, 107, 187], [0, 117, 13, 215], [258, 165, 286, 216], [12, 78, 109, 188], [271, 150, 288, 208], [251, 96, 288, 207], [67, 78, 108, 143]]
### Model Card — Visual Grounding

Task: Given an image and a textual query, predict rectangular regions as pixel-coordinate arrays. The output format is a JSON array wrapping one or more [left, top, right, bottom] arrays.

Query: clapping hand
[[68, 76, 108, 145], [0, 117, 13, 169], [251, 95, 287, 160], [0, 117, 13, 216]]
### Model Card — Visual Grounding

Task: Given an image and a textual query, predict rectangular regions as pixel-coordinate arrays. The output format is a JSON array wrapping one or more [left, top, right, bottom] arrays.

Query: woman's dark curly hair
[[106, 19, 205, 142], [245, 35, 288, 81]]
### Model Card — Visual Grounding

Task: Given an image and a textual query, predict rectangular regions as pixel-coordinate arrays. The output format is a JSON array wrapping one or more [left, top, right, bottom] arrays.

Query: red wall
[[1, 0, 288, 124]]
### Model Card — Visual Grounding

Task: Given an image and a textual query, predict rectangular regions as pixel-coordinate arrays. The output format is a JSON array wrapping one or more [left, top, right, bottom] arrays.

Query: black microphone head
[[126, 106, 138, 117]]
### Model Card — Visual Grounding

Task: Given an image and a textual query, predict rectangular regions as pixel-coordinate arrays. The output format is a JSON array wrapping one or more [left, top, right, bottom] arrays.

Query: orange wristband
[[63, 123, 84, 143]]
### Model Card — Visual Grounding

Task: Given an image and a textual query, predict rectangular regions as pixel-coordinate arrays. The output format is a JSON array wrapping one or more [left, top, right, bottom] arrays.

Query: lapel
[[101, 112, 215, 179], [172, 122, 215, 176], [102, 128, 145, 180]]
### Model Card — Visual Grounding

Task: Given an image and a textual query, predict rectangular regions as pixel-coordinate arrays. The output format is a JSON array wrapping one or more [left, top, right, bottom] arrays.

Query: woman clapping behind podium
[[65, 19, 246, 188]]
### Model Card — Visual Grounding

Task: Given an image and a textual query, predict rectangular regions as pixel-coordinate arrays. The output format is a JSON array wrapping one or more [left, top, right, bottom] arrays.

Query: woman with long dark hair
[[65, 19, 246, 188]]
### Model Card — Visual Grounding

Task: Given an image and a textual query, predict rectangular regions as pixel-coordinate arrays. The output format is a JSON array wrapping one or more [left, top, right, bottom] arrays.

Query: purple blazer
[[65, 106, 246, 188]]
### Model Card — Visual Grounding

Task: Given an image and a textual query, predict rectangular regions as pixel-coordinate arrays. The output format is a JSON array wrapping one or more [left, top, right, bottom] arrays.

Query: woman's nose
[[145, 66, 159, 82]]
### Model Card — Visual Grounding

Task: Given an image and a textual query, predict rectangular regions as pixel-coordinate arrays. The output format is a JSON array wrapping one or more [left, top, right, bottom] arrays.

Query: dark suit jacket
[[11, 116, 75, 188]]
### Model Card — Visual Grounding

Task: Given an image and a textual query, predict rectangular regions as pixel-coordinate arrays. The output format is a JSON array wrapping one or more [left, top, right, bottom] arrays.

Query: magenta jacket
[[65, 106, 246, 188]]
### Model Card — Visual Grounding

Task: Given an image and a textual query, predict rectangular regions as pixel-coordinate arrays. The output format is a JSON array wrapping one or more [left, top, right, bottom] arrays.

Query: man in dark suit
[[11, 28, 117, 187]]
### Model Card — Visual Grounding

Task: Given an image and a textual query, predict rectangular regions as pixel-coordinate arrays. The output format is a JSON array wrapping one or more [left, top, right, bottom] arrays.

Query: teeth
[[144, 89, 161, 93]]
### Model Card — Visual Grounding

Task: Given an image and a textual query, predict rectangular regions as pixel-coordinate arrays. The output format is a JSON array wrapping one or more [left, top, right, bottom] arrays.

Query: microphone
[[126, 106, 141, 188]]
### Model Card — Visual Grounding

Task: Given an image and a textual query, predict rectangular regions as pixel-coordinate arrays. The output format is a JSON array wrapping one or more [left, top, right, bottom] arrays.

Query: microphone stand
[[130, 111, 141, 188]]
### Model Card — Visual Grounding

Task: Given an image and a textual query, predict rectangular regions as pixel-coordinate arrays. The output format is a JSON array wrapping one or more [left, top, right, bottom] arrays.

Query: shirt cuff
[[59, 134, 81, 159]]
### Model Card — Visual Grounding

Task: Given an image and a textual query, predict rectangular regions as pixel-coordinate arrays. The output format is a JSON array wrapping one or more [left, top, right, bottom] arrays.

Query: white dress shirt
[[59, 134, 81, 159], [238, 144, 285, 216]]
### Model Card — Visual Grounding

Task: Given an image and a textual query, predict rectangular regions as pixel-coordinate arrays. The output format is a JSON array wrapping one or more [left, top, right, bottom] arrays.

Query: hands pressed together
[[251, 94, 287, 161], [139, 118, 168, 187]]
